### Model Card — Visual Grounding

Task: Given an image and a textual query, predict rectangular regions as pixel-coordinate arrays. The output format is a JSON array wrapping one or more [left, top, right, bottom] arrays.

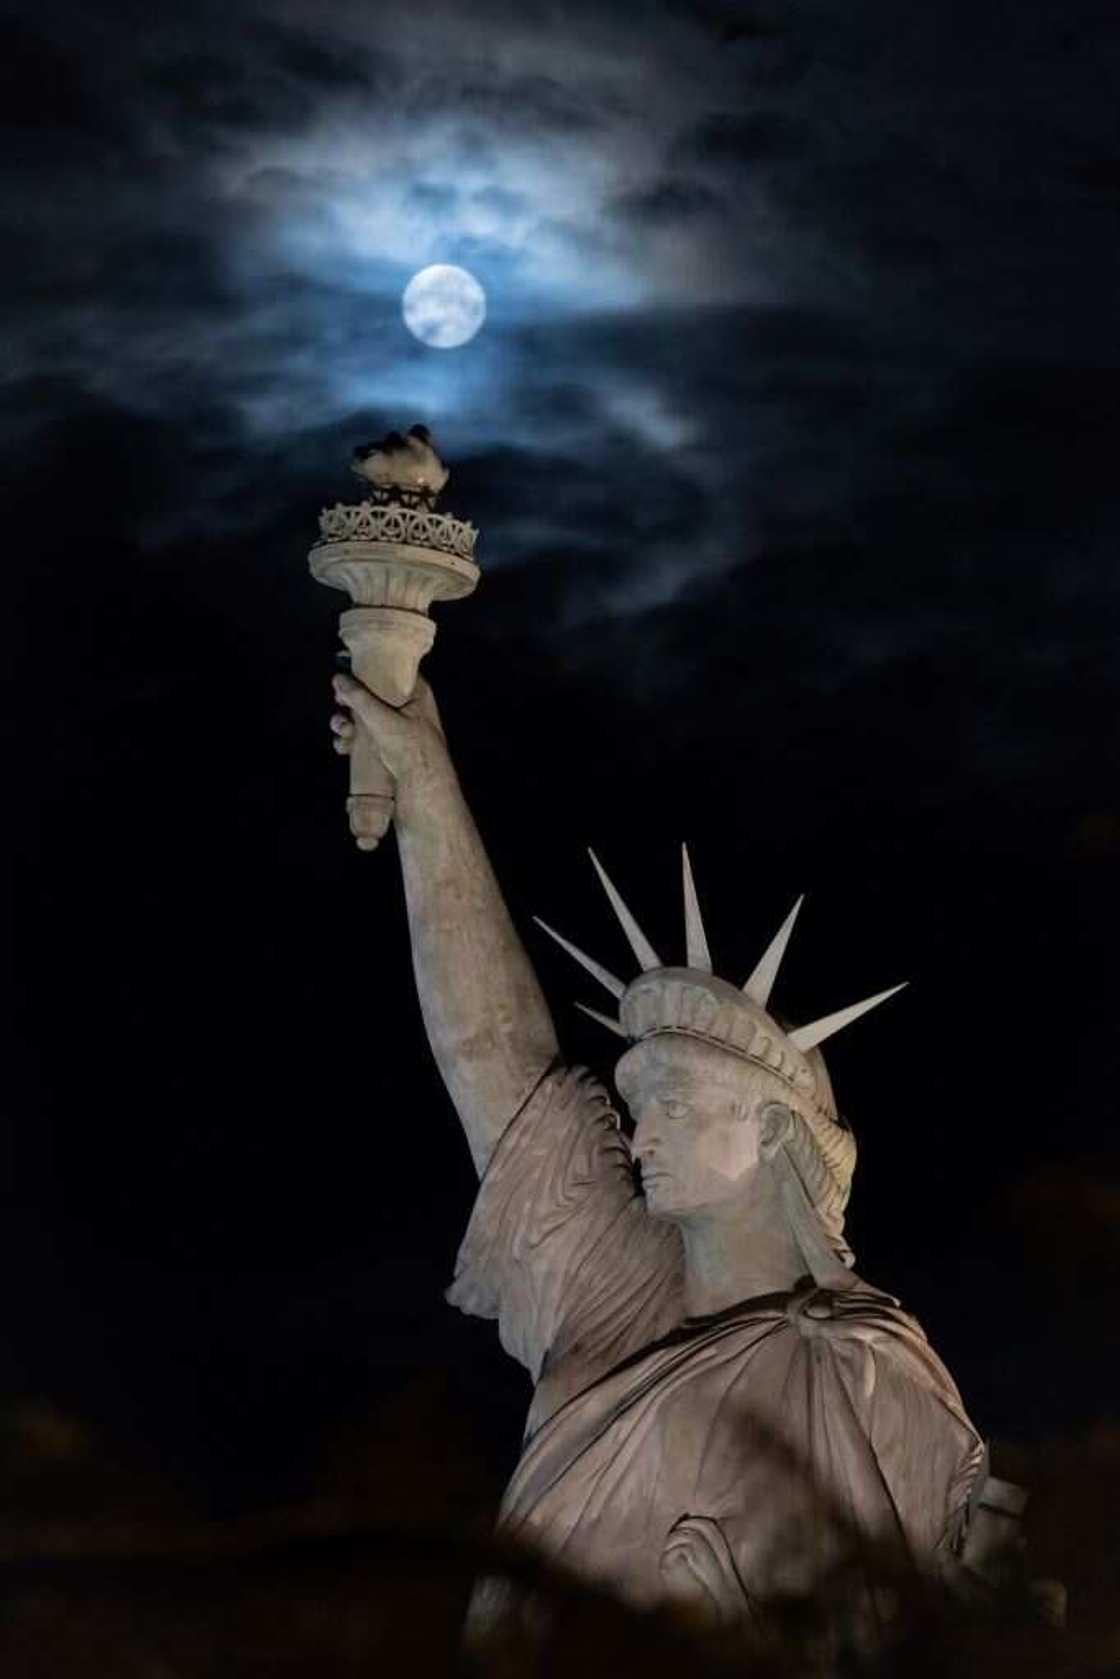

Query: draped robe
[[446, 1065, 987, 1636]]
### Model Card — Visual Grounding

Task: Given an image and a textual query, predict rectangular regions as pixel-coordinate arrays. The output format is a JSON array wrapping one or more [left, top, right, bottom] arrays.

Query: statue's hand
[[330, 673, 453, 820]]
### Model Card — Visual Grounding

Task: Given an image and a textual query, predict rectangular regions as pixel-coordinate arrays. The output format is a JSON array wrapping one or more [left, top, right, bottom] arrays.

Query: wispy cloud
[[4, 0, 1115, 636]]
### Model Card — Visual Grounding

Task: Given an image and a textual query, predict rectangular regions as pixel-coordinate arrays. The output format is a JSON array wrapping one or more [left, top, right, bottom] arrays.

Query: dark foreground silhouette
[[0, 1399, 1113, 1678]]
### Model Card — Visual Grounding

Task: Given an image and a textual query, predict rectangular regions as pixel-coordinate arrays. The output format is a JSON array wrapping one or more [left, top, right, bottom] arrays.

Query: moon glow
[[402, 264, 487, 348]]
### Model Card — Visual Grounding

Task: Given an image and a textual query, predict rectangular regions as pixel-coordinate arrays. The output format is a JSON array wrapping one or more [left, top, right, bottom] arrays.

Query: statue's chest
[[506, 1323, 813, 1596]]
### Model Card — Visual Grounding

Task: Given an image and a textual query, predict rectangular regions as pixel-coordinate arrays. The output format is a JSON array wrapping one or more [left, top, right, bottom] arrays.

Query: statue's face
[[618, 1037, 788, 1220]]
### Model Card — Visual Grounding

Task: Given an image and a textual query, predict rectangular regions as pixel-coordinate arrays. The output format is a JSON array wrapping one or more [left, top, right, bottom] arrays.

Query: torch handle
[[344, 645, 407, 854], [347, 724, 397, 852], [338, 607, 436, 852]]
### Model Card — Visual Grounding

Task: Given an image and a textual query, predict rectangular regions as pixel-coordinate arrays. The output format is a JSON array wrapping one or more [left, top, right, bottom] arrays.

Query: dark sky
[[5, 0, 1119, 1512]]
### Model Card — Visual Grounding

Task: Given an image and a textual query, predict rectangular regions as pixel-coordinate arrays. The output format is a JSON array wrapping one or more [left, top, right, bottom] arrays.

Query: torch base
[[309, 540, 478, 611], [339, 607, 436, 710]]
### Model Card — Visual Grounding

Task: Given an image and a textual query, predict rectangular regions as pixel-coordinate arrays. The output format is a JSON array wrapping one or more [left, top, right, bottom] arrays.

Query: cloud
[[3, 0, 810, 382], [2, 0, 1115, 659]]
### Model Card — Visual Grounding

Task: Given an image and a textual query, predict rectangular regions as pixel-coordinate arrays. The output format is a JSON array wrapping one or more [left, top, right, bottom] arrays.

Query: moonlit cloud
[[4, 0, 1115, 638]]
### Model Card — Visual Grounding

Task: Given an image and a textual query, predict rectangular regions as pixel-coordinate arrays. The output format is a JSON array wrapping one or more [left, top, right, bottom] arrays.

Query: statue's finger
[[333, 672, 399, 736]]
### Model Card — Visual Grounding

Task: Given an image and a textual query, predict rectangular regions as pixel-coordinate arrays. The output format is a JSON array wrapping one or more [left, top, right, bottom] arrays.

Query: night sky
[[5, 0, 1119, 1522]]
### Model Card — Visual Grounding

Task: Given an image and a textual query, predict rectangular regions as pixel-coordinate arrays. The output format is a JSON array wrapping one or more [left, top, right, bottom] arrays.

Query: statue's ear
[[758, 1102, 793, 1159]]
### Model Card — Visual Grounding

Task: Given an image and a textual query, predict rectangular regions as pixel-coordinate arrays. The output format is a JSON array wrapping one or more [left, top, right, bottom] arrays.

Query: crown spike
[[587, 849, 662, 972], [681, 844, 712, 972], [743, 895, 804, 1007], [788, 983, 907, 1052], [533, 917, 626, 999], [575, 1002, 628, 1039]]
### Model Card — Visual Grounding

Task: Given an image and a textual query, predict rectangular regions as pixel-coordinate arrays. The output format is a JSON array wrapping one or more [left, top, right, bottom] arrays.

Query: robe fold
[[447, 1064, 987, 1635]]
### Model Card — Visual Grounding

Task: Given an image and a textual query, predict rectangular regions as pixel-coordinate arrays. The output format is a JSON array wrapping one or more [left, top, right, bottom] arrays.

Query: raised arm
[[331, 672, 560, 1175]]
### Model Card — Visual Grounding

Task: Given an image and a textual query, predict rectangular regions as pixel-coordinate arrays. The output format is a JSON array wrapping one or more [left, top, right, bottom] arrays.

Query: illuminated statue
[[319, 434, 1025, 1650]]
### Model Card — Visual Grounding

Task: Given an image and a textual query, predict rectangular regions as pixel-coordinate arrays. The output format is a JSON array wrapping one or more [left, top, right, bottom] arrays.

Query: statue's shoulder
[[785, 1276, 907, 1329], [537, 1063, 630, 1142], [785, 1278, 938, 1365], [785, 1279, 976, 1422], [483, 1061, 634, 1193], [551, 1062, 619, 1112], [494, 1062, 620, 1146]]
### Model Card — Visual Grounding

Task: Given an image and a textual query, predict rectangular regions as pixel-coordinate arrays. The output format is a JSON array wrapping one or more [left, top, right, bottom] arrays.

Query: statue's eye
[[663, 1100, 690, 1122]]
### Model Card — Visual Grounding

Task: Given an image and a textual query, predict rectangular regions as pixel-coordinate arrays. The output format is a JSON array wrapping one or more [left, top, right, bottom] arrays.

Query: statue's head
[[616, 1033, 796, 1219], [617, 1027, 802, 1215], [614, 974, 857, 1274], [536, 849, 905, 1281]]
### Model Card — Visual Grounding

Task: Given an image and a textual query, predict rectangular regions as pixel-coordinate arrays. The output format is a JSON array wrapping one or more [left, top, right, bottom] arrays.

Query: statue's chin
[[641, 1175, 686, 1217]]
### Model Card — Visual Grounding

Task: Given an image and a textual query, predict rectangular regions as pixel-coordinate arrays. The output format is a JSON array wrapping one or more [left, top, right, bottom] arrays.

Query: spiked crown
[[535, 847, 906, 1266], [535, 846, 903, 1107]]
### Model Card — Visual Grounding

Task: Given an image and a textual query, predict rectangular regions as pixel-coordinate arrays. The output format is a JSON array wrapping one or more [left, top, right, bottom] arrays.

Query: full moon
[[401, 264, 486, 349]]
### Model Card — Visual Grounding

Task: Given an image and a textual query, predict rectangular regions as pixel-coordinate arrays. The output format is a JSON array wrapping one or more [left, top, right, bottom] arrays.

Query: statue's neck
[[673, 1170, 806, 1318]]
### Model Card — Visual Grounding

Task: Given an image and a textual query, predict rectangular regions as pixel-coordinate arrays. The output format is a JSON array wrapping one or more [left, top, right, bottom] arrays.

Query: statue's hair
[[781, 1044, 857, 1265], [732, 1041, 858, 1267]]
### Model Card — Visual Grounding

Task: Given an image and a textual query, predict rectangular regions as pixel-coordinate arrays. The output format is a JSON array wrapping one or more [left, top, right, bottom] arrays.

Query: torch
[[309, 426, 480, 849]]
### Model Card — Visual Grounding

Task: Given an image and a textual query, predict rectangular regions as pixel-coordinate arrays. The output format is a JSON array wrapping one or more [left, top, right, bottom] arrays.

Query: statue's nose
[[633, 1119, 661, 1158]]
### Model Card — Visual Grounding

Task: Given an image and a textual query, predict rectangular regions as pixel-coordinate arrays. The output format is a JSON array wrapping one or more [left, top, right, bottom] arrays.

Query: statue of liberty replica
[[314, 431, 1026, 1655]]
